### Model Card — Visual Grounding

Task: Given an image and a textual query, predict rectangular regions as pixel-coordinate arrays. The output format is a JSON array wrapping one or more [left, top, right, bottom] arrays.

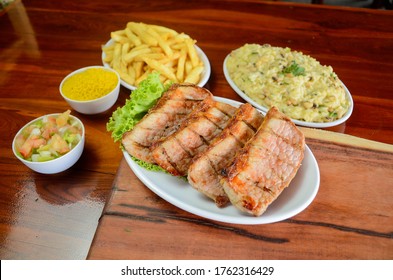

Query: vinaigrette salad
[[14, 110, 83, 162]]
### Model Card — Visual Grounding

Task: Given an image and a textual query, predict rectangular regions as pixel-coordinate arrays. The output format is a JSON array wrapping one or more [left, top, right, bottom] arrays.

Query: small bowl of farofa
[[60, 66, 120, 115]]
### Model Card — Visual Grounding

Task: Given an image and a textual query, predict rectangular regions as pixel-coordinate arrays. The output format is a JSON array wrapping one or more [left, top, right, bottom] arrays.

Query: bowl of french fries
[[102, 22, 211, 90]]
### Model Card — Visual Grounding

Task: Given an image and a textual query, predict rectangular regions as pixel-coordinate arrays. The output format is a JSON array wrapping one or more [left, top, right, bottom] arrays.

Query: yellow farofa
[[226, 44, 350, 123], [62, 68, 118, 101]]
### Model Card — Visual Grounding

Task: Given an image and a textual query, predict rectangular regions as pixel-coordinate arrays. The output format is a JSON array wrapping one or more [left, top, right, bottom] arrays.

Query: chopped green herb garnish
[[282, 61, 305, 76]]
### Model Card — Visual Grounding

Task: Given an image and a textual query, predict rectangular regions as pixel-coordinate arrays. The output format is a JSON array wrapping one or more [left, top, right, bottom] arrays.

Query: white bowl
[[102, 39, 211, 90], [12, 113, 85, 174], [59, 66, 120, 115]]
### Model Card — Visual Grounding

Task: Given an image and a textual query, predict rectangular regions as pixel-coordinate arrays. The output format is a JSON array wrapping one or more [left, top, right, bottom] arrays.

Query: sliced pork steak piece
[[151, 97, 237, 176], [221, 106, 305, 216], [122, 84, 212, 163], [188, 103, 264, 207]]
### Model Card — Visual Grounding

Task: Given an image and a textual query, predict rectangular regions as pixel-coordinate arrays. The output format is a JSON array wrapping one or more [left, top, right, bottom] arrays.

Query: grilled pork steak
[[151, 96, 237, 176], [122, 83, 306, 217], [188, 103, 264, 207], [122, 84, 212, 163], [221, 106, 305, 216]]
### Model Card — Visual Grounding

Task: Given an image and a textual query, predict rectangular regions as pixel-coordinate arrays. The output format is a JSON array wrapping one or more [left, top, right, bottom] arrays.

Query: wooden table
[[1, 0, 392, 260]]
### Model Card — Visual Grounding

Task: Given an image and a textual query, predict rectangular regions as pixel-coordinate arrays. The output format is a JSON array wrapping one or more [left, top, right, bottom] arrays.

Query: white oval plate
[[223, 55, 354, 128], [102, 39, 211, 91], [123, 97, 320, 225]]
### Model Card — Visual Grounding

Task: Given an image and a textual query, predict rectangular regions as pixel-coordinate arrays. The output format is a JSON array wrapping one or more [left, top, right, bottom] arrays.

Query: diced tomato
[[66, 125, 81, 135], [18, 136, 46, 158], [29, 135, 46, 148], [19, 140, 33, 158], [48, 115, 56, 122], [49, 134, 70, 154], [56, 109, 71, 127], [42, 123, 58, 139]]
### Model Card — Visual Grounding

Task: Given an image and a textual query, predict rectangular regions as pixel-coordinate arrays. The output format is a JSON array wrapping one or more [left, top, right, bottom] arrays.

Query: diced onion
[[31, 154, 40, 162], [39, 151, 51, 157], [31, 128, 41, 136], [58, 126, 68, 135]]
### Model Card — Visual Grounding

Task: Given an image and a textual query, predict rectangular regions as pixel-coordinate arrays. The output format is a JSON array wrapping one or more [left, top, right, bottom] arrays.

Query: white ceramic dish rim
[[223, 54, 354, 128], [12, 113, 85, 167], [59, 65, 120, 104], [102, 39, 211, 90], [123, 97, 320, 225]]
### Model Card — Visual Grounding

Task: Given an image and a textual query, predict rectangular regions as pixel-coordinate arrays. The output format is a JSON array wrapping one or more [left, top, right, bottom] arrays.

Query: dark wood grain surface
[[88, 132, 393, 260], [1, 0, 392, 259]]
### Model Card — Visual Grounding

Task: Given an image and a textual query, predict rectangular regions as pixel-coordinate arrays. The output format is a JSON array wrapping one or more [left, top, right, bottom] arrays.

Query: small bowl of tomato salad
[[59, 66, 120, 115], [12, 110, 85, 174]]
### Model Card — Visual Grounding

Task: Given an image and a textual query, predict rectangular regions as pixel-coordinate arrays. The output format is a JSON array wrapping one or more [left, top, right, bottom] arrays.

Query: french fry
[[119, 71, 135, 85], [184, 65, 204, 84], [120, 59, 128, 78], [157, 51, 181, 66], [132, 61, 144, 79], [125, 28, 142, 47], [110, 31, 128, 44], [150, 46, 163, 53], [102, 49, 113, 63], [185, 38, 199, 68], [142, 57, 178, 82], [170, 42, 187, 50], [123, 47, 151, 64], [175, 33, 191, 41], [134, 53, 165, 62], [103, 22, 204, 87], [147, 27, 173, 57], [111, 43, 122, 70], [112, 30, 126, 36], [185, 60, 193, 76], [150, 24, 178, 37], [127, 65, 136, 85], [121, 42, 130, 64], [176, 48, 187, 81], [159, 75, 167, 84], [160, 32, 171, 41], [132, 44, 150, 51], [102, 43, 115, 53], [127, 22, 158, 46], [135, 69, 152, 85]]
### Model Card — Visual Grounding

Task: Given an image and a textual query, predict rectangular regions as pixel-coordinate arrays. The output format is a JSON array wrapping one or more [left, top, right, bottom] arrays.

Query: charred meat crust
[[151, 97, 237, 176], [188, 104, 264, 207], [222, 106, 305, 216], [121, 84, 213, 163], [121, 84, 305, 217]]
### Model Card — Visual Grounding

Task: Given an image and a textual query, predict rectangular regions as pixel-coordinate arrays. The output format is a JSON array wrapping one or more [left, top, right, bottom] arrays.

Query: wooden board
[[88, 129, 393, 260]]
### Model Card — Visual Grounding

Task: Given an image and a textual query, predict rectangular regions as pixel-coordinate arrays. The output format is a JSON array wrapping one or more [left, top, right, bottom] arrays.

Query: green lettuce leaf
[[131, 156, 166, 172], [106, 72, 171, 172], [106, 72, 166, 142]]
